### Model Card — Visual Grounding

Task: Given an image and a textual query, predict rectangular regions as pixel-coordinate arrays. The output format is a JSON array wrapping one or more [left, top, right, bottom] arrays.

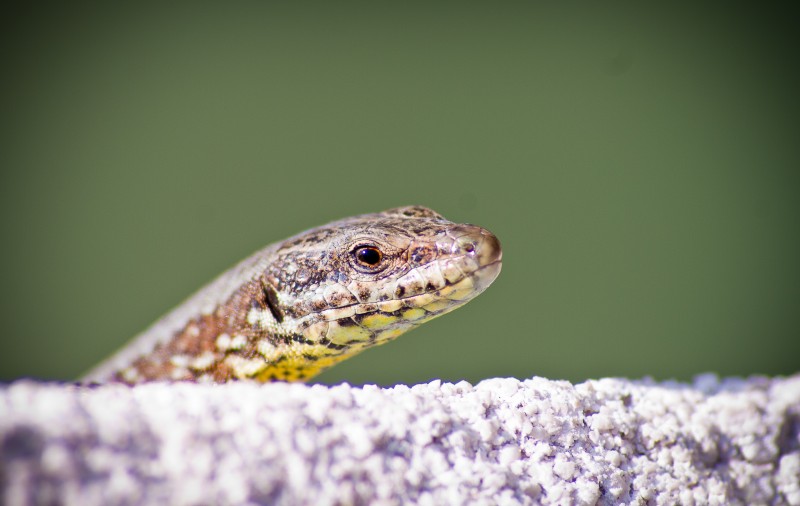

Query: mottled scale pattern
[[83, 206, 502, 384]]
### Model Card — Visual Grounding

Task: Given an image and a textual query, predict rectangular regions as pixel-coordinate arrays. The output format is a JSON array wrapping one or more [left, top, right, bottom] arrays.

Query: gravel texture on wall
[[1, 375, 799, 505]]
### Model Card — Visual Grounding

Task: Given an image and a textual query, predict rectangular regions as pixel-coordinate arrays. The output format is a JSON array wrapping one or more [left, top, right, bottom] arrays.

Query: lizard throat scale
[[84, 206, 502, 384]]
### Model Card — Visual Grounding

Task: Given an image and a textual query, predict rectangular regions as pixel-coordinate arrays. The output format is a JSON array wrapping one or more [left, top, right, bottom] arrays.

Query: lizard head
[[248, 206, 502, 380]]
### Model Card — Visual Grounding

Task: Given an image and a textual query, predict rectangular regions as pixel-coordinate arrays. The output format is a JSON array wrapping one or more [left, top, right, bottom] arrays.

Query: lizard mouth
[[301, 257, 501, 349], [323, 263, 500, 319]]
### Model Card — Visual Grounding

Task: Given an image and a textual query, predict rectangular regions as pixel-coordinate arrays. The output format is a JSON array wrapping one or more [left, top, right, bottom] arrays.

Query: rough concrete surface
[[1, 374, 799, 506]]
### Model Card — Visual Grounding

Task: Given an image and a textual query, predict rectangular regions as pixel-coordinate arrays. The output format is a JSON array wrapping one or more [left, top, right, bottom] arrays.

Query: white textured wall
[[2, 375, 799, 505]]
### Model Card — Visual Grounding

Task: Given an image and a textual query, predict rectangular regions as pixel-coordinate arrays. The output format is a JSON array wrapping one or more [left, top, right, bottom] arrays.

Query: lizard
[[83, 206, 502, 384]]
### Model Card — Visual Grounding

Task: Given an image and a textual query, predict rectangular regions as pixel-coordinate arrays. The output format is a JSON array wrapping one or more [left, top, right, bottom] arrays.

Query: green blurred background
[[1, 2, 798, 386]]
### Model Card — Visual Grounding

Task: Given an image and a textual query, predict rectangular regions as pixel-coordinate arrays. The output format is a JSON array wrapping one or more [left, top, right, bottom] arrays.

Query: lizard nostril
[[453, 235, 477, 255]]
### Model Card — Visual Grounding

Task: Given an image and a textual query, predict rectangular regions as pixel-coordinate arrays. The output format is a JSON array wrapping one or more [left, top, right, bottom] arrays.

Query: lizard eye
[[352, 245, 384, 270]]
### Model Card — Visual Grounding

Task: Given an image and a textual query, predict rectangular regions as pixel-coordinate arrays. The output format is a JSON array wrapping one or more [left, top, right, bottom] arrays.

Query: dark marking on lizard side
[[263, 284, 285, 323]]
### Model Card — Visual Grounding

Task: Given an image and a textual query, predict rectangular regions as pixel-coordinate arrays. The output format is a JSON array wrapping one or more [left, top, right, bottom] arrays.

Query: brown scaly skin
[[83, 206, 502, 384]]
